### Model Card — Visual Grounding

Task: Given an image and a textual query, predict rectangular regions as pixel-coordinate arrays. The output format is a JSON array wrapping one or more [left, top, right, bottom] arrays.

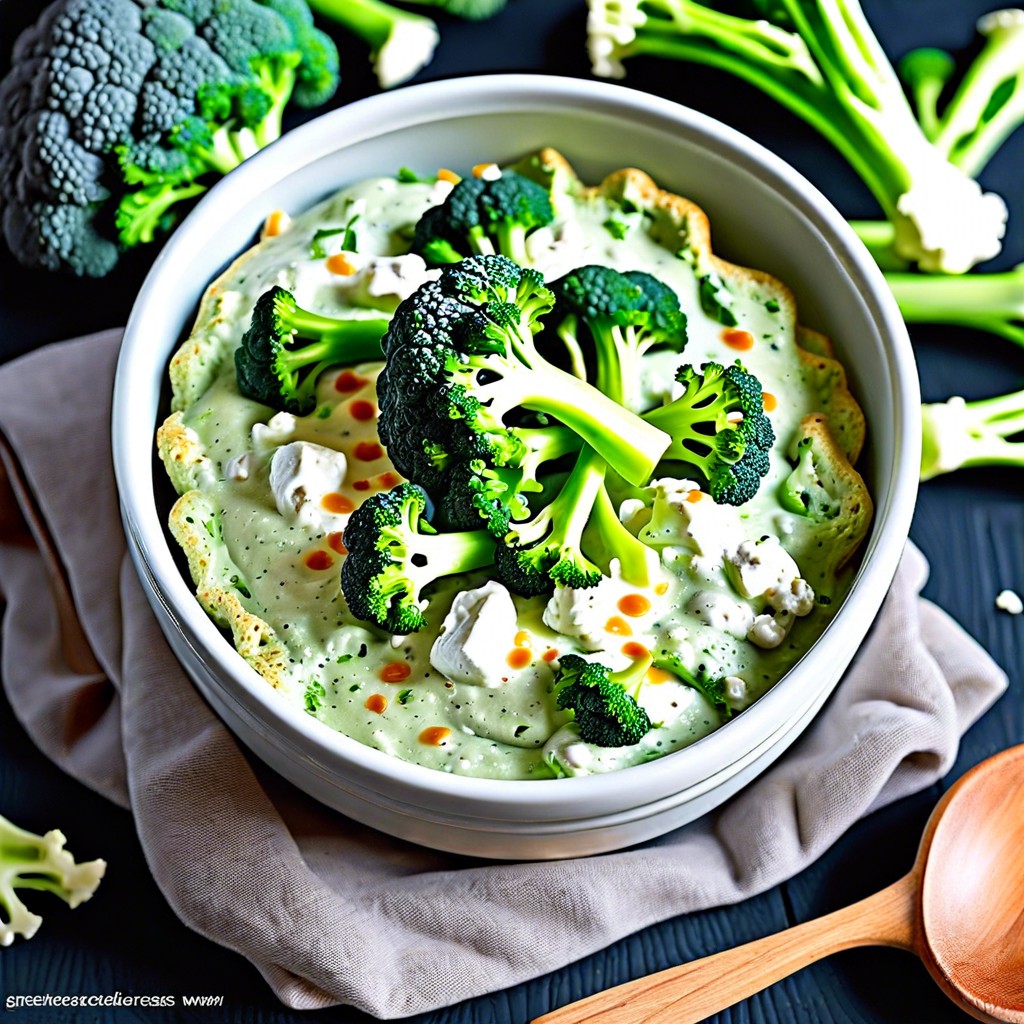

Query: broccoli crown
[[645, 360, 774, 505], [554, 653, 653, 747], [340, 482, 496, 634], [234, 286, 389, 414], [0, 0, 339, 277], [553, 264, 687, 407], [378, 254, 671, 507], [412, 170, 554, 266]]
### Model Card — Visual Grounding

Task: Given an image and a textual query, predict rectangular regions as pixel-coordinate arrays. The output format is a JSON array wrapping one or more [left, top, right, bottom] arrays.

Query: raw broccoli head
[[340, 482, 496, 634], [234, 286, 389, 414], [412, 170, 555, 266], [554, 264, 687, 407], [554, 652, 653, 747], [377, 254, 671, 499], [0, 0, 339, 276], [645, 360, 774, 505]]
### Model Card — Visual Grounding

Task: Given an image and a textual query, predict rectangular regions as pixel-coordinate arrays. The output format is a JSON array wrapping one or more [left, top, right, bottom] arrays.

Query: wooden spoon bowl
[[532, 744, 1024, 1024]]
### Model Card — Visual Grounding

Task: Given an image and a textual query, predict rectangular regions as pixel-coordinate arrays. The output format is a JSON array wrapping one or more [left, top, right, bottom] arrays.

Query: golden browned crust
[[156, 411, 210, 495]]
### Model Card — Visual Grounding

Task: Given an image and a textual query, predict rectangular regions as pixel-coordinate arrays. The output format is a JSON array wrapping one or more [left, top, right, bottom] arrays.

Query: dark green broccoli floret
[[554, 265, 687, 408], [644, 361, 774, 505], [554, 652, 653, 747], [234, 287, 390, 414], [412, 171, 555, 266], [0, 0, 339, 277], [340, 483, 496, 634], [377, 254, 671, 498]]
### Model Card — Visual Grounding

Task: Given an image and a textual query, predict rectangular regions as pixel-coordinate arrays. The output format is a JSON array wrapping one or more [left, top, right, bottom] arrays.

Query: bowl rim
[[113, 72, 920, 814]]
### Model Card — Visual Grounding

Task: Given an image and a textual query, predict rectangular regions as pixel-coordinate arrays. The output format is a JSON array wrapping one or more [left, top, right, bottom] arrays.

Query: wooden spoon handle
[[531, 871, 919, 1024]]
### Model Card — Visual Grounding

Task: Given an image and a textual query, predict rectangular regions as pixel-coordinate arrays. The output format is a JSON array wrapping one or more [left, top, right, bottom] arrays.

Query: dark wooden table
[[1, 2, 1021, 1021]]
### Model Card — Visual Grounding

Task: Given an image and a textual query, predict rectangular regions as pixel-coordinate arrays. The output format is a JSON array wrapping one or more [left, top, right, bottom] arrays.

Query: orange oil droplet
[[326, 252, 357, 276], [763, 391, 778, 412], [419, 726, 452, 746], [263, 209, 287, 237], [618, 594, 651, 617], [622, 641, 650, 660], [654, 582, 669, 595], [506, 647, 532, 669], [349, 399, 376, 421], [365, 694, 388, 714], [354, 440, 384, 462], [722, 328, 755, 351], [685, 489, 704, 503], [321, 492, 355, 514], [377, 471, 400, 489], [379, 662, 412, 683], [645, 666, 675, 685], [437, 168, 461, 184], [514, 630, 531, 647], [604, 616, 632, 636], [353, 479, 371, 491], [304, 550, 334, 571], [542, 649, 559, 662], [327, 531, 347, 554], [335, 370, 367, 393], [472, 163, 496, 178]]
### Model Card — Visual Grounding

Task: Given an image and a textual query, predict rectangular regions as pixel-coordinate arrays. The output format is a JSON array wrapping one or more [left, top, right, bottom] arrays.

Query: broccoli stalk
[[553, 264, 687, 410], [582, 481, 658, 587], [553, 651, 654, 747], [928, 10, 1024, 178], [644, 360, 775, 505], [921, 387, 1024, 481], [400, 0, 507, 17], [898, 47, 957, 143], [234, 286, 390, 414], [0, 812, 106, 946], [306, 0, 440, 88], [586, 0, 1009, 274], [884, 264, 1024, 349], [340, 483, 496, 633]]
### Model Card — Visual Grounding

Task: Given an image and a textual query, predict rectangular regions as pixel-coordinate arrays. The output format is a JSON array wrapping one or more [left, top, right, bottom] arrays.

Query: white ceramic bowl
[[113, 75, 919, 860]]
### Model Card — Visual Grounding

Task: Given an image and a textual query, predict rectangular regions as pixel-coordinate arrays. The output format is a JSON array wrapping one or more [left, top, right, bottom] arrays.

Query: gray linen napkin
[[0, 329, 1008, 1018]]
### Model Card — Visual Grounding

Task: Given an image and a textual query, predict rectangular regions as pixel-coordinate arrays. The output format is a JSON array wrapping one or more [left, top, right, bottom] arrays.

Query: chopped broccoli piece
[[553, 652, 653, 747], [585, 0, 1008, 274], [0, 811, 106, 945], [412, 170, 555, 267], [377, 254, 671, 493], [921, 386, 1024, 481], [780, 436, 839, 519], [644, 360, 774, 505], [0, 0, 339, 276], [340, 482, 496, 633], [306, 0, 440, 89], [553, 264, 687, 409], [234, 286, 390, 414]]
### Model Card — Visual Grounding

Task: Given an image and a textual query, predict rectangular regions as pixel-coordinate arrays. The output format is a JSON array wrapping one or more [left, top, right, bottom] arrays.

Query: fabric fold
[[0, 330, 1008, 1018]]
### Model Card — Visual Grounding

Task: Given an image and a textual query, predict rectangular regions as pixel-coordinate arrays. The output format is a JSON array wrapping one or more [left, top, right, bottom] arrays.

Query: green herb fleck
[[396, 688, 413, 705], [602, 218, 629, 240], [304, 680, 326, 714]]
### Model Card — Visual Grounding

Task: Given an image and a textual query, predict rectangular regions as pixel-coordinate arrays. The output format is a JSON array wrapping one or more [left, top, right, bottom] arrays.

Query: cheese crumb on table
[[996, 589, 1023, 615]]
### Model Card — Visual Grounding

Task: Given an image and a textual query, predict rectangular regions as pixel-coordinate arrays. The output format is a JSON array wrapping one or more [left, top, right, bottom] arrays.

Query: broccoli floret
[[494, 447, 608, 596], [340, 483, 496, 633], [234, 286, 390, 414], [412, 170, 555, 267], [0, 0, 339, 277], [404, 0, 506, 16], [0, 811, 106, 945], [644, 361, 774, 505], [553, 652, 653, 747], [921, 386, 1024, 481], [553, 264, 687, 409], [377, 254, 671, 498], [306, 0, 440, 89]]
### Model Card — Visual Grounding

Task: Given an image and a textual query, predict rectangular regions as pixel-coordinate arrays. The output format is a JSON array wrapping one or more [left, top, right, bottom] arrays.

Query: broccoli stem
[[477, 365, 670, 485], [116, 180, 207, 247], [930, 11, 1024, 177], [884, 264, 1024, 348], [584, 482, 655, 586], [406, 528, 497, 593], [306, 0, 435, 54], [643, 376, 739, 472], [921, 387, 1024, 480], [898, 47, 956, 142]]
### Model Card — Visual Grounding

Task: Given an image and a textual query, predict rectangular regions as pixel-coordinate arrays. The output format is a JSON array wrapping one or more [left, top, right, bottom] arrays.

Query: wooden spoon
[[532, 744, 1024, 1024]]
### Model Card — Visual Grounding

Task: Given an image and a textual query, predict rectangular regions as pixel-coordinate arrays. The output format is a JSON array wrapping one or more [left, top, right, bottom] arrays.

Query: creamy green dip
[[161, 154, 870, 780]]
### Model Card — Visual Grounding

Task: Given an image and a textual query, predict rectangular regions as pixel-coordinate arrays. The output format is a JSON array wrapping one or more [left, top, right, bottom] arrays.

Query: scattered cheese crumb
[[996, 589, 1023, 615]]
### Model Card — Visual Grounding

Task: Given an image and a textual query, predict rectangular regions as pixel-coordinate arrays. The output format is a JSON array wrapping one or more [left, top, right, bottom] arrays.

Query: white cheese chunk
[[268, 441, 348, 529], [429, 581, 519, 688], [251, 411, 297, 456], [685, 590, 755, 639], [996, 589, 1024, 615]]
